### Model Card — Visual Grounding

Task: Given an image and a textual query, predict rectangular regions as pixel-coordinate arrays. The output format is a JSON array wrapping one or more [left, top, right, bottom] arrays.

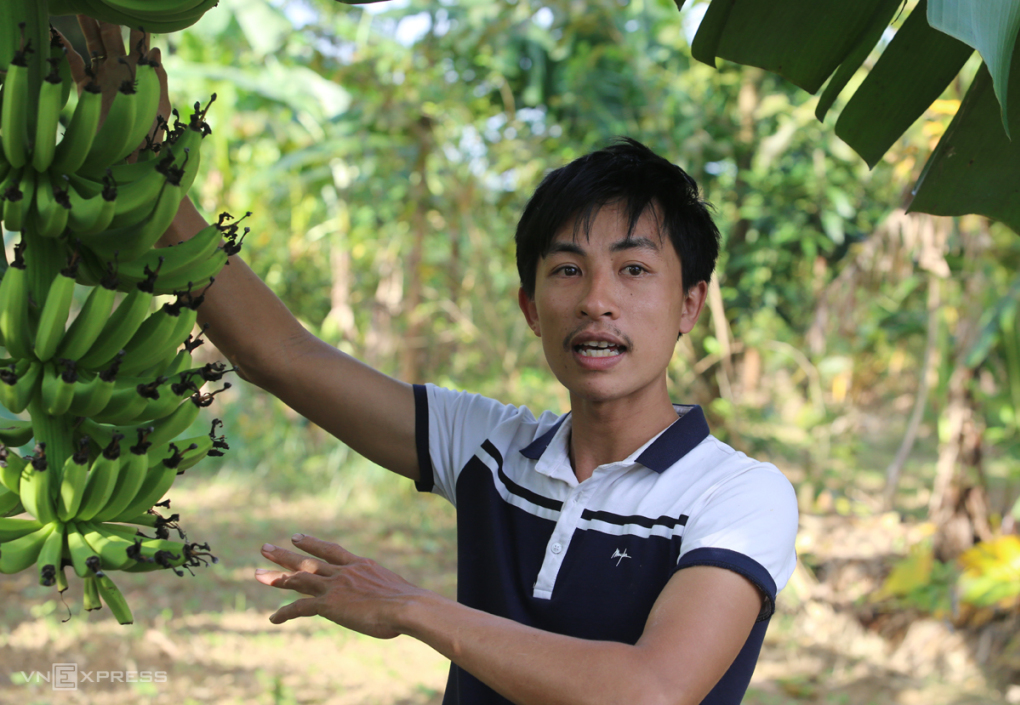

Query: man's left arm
[[256, 535, 762, 705]]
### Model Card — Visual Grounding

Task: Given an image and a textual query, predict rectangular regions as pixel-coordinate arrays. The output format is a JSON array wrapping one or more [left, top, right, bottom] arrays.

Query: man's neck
[[567, 387, 680, 482]]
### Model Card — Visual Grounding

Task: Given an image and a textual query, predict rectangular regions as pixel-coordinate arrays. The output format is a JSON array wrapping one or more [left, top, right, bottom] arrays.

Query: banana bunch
[[46, 0, 220, 34], [0, 0, 242, 624]]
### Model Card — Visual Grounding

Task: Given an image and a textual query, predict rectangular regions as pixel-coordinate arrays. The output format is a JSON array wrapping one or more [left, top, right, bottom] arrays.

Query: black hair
[[515, 137, 720, 299]]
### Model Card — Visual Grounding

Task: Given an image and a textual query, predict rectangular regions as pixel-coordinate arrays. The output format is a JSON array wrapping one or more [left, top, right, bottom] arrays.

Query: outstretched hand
[[255, 534, 428, 639], [57, 17, 170, 154]]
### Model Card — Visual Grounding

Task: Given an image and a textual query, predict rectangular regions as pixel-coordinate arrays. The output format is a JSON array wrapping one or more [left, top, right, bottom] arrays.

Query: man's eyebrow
[[610, 236, 660, 253], [546, 241, 586, 256]]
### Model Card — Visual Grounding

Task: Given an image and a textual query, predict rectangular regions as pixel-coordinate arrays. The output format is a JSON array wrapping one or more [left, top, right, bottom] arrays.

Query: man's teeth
[[577, 342, 622, 357]]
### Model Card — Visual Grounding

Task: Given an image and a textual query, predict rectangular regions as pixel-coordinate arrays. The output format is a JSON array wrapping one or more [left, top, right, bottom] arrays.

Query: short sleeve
[[676, 464, 798, 621], [413, 383, 523, 504]]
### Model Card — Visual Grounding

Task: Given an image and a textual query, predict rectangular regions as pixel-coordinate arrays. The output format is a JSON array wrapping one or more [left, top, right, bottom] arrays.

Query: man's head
[[515, 138, 720, 300]]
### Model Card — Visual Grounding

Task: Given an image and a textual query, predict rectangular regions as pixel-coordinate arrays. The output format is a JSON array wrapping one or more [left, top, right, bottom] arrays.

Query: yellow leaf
[[873, 541, 934, 601]]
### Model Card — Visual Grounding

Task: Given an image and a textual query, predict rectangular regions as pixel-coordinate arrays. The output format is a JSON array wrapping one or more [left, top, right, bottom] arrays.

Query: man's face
[[519, 202, 707, 407]]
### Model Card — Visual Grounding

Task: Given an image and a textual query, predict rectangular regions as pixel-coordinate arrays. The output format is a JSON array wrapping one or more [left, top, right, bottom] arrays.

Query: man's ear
[[518, 287, 541, 336], [678, 280, 709, 336]]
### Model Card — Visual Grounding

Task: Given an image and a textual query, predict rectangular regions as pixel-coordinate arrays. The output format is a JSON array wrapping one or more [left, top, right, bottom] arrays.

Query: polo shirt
[[413, 383, 798, 705]]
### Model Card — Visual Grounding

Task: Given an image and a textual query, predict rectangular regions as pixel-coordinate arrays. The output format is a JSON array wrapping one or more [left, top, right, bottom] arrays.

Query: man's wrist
[[395, 588, 454, 643]]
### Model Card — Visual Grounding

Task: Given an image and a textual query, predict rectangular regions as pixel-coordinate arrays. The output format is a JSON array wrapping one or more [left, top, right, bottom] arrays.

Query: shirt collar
[[519, 405, 710, 475]]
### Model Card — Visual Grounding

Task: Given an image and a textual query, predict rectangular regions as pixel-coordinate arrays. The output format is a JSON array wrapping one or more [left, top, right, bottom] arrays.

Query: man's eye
[[625, 265, 645, 276], [558, 266, 580, 276]]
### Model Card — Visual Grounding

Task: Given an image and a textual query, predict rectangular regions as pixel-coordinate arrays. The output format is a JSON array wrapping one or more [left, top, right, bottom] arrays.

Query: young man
[[72, 21, 797, 704], [182, 141, 796, 705]]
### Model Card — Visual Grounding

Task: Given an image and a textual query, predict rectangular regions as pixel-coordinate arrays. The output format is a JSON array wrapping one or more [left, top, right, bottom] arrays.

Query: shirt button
[[551, 543, 563, 554]]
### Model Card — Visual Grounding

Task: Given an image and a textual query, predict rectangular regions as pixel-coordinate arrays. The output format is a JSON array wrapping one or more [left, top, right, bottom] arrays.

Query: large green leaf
[[816, 0, 903, 122], [691, 0, 893, 93], [835, 0, 972, 168], [909, 47, 1020, 232], [928, 0, 1020, 137]]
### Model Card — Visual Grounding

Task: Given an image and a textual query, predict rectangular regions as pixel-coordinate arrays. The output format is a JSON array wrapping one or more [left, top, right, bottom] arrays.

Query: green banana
[[152, 246, 229, 295], [57, 440, 90, 522], [78, 177, 184, 262], [0, 50, 30, 169], [0, 484, 23, 515], [38, 520, 66, 586], [76, 281, 154, 371], [121, 58, 162, 166], [19, 444, 57, 525], [51, 82, 103, 175], [102, 152, 174, 230], [0, 446, 27, 493], [30, 57, 65, 173], [1, 167, 30, 232], [79, 220, 227, 293], [0, 359, 43, 414], [79, 77, 138, 173], [96, 572, 133, 624], [0, 516, 43, 542], [55, 279, 118, 362], [0, 242, 33, 358], [34, 263, 78, 361], [0, 521, 55, 574], [41, 360, 77, 416], [73, 0, 219, 33], [0, 420, 34, 449], [67, 174, 118, 236], [91, 431, 150, 523], [109, 440, 199, 522], [74, 435, 124, 522], [67, 367, 118, 417], [114, 302, 186, 377], [51, 31, 74, 111], [91, 380, 148, 425], [67, 522, 101, 578], [80, 392, 201, 451], [30, 170, 72, 239], [79, 521, 139, 571], [54, 560, 68, 592], [82, 574, 102, 610]]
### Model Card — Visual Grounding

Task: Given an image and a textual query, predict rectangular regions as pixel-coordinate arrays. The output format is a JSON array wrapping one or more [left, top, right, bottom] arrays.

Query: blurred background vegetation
[[29, 0, 1020, 698]]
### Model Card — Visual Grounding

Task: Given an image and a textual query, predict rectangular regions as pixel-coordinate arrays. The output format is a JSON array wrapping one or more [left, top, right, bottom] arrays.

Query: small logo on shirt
[[611, 548, 631, 566]]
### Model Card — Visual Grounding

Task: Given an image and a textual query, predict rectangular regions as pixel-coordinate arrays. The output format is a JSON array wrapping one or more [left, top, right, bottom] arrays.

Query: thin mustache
[[562, 325, 633, 352]]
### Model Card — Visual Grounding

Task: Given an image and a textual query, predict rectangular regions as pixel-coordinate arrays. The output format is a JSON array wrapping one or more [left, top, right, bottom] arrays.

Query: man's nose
[[576, 269, 619, 319]]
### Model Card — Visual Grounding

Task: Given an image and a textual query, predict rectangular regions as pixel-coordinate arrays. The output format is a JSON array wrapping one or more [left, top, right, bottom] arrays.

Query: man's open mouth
[[574, 341, 625, 358]]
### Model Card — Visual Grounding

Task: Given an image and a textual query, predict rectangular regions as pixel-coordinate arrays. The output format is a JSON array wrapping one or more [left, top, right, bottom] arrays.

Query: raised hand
[[255, 534, 428, 638]]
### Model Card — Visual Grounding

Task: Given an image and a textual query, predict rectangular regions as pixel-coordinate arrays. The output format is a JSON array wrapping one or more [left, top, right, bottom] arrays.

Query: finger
[[148, 47, 171, 143], [100, 22, 128, 59], [128, 28, 147, 57], [269, 597, 319, 625], [54, 29, 87, 85], [261, 543, 332, 574], [77, 15, 104, 64], [291, 534, 362, 566], [255, 568, 326, 596]]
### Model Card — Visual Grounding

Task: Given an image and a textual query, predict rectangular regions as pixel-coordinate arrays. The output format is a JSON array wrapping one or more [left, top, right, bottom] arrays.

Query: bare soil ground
[[1, 476, 1018, 705]]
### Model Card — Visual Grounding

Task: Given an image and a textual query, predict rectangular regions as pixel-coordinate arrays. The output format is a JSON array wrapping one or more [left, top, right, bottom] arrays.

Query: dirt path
[[1, 478, 1016, 704]]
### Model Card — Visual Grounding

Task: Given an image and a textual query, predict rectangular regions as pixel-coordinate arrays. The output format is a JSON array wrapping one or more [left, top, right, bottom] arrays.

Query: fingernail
[[255, 568, 268, 575], [262, 544, 276, 552], [292, 533, 304, 542]]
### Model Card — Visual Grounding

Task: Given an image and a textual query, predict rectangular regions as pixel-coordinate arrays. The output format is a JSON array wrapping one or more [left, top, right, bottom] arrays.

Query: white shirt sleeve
[[678, 461, 799, 617], [420, 383, 523, 505]]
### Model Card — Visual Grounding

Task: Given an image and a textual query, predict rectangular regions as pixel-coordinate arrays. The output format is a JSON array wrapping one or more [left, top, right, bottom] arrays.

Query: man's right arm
[[162, 198, 420, 481]]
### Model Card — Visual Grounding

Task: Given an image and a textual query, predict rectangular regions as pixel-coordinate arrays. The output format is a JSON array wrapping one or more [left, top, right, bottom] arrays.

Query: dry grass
[[1, 475, 1016, 704]]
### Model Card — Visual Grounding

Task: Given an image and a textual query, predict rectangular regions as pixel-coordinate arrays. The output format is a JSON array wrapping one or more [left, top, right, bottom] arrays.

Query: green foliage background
[[100, 0, 1020, 538]]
